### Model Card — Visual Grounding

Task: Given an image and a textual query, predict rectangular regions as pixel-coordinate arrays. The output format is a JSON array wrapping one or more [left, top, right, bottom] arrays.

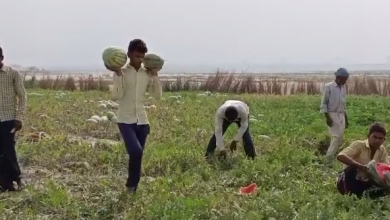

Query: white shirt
[[320, 81, 347, 113], [111, 65, 162, 124], [215, 100, 249, 151]]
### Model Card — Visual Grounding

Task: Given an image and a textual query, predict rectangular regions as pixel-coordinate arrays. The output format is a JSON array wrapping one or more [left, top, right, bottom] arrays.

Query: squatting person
[[336, 123, 389, 199]]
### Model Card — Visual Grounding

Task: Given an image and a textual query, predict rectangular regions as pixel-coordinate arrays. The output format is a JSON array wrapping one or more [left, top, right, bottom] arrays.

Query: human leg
[[117, 123, 143, 192], [235, 121, 256, 159], [326, 113, 345, 166], [0, 120, 20, 192], [205, 119, 232, 158], [336, 166, 371, 198], [136, 124, 150, 148]]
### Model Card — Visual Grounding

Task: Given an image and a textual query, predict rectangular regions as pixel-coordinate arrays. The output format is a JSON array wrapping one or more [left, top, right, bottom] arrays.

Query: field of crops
[[1, 89, 390, 219]]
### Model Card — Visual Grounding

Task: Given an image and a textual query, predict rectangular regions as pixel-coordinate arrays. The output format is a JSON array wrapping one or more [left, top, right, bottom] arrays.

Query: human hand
[[326, 117, 333, 127], [105, 64, 122, 76], [14, 120, 22, 132], [217, 149, 227, 159], [357, 164, 369, 176], [147, 68, 160, 76], [230, 140, 238, 152]]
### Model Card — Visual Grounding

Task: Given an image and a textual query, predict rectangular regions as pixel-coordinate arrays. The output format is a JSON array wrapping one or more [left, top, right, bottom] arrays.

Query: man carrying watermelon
[[105, 39, 163, 193], [205, 100, 256, 159], [336, 123, 389, 198]]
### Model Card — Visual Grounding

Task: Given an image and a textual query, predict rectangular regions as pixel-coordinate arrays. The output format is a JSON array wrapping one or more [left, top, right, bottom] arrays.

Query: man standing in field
[[205, 100, 256, 159], [105, 39, 162, 193], [0, 46, 26, 192], [320, 68, 349, 167]]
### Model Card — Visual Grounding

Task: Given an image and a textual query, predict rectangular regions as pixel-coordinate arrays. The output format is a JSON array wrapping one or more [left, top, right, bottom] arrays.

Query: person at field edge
[[336, 123, 389, 199], [320, 68, 349, 167], [0, 46, 27, 192], [105, 39, 162, 193], [205, 100, 256, 159]]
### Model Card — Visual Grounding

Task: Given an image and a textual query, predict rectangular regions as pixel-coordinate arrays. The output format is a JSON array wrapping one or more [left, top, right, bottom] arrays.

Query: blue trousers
[[117, 123, 150, 191]]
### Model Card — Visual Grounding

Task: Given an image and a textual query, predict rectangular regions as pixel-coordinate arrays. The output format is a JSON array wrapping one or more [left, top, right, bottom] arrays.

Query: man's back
[[220, 100, 249, 114]]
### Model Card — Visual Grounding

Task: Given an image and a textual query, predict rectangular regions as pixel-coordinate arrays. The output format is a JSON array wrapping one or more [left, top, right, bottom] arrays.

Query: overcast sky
[[1, 0, 390, 70]]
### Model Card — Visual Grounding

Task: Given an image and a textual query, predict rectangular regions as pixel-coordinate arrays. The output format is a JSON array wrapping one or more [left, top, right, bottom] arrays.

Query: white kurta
[[320, 81, 347, 161], [214, 100, 249, 151], [111, 65, 162, 125]]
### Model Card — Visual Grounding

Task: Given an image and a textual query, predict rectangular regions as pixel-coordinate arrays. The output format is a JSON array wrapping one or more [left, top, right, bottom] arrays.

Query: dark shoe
[[16, 178, 24, 190], [217, 150, 227, 159], [126, 186, 136, 194], [0, 184, 16, 192]]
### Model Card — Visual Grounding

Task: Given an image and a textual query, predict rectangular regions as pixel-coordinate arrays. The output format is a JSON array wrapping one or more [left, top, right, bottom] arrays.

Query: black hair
[[128, 39, 148, 53], [0, 46, 3, 57], [225, 106, 238, 121], [368, 122, 387, 136]]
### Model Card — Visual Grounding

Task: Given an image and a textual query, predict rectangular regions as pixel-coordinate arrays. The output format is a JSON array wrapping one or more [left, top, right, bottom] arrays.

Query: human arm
[[320, 85, 332, 126], [320, 85, 330, 113], [14, 70, 27, 122], [233, 108, 249, 142], [380, 147, 389, 164], [111, 73, 124, 100], [336, 141, 365, 169], [104, 63, 122, 76], [147, 75, 162, 100], [343, 87, 348, 128], [215, 110, 225, 151]]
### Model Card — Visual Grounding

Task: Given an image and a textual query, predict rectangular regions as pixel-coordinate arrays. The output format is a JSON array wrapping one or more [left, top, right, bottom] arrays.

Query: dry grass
[[23, 74, 110, 92], [162, 71, 390, 95], [23, 71, 390, 95]]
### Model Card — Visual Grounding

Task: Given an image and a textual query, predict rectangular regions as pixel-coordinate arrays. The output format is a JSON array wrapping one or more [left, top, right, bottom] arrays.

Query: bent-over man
[[205, 100, 256, 159]]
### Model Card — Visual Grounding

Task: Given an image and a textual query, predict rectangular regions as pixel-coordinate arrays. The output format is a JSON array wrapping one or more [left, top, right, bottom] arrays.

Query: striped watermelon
[[144, 54, 164, 69], [102, 47, 128, 69]]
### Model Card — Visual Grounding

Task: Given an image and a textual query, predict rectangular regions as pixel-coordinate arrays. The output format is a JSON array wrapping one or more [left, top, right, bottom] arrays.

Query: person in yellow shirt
[[336, 123, 389, 198]]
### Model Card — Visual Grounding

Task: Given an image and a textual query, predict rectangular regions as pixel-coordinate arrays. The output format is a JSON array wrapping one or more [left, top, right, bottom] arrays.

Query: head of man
[[127, 39, 148, 69], [334, 68, 349, 85], [224, 106, 238, 122], [367, 122, 387, 150]]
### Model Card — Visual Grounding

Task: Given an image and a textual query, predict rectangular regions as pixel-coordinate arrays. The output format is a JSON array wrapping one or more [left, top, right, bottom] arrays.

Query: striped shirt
[[0, 65, 27, 121]]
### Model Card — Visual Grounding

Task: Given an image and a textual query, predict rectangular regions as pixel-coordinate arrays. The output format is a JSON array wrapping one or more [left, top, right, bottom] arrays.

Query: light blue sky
[[1, 0, 390, 71]]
